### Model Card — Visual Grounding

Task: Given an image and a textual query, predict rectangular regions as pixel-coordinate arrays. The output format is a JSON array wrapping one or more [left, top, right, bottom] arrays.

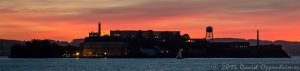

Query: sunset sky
[[1, 0, 300, 42]]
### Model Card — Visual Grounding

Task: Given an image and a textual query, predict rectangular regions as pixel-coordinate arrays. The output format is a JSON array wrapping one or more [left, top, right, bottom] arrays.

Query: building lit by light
[[82, 42, 127, 57], [80, 21, 128, 57]]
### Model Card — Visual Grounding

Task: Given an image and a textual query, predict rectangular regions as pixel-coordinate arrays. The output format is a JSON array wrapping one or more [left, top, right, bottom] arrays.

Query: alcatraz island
[[9, 21, 290, 58]]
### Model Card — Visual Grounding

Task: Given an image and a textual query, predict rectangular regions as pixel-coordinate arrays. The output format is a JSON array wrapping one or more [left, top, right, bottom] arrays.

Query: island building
[[81, 22, 127, 57], [8, 21, 290, 58], [78, 21, 289, 58]]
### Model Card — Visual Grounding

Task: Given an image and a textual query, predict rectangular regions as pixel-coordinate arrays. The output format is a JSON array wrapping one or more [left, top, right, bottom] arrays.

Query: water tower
[[205, 26, 214, 40]]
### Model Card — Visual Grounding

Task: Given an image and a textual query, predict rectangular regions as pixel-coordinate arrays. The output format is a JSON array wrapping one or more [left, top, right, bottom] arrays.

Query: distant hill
[[1, 38, 300, 56], [0, 39, 25, 56], [0, 39, 72, 56]]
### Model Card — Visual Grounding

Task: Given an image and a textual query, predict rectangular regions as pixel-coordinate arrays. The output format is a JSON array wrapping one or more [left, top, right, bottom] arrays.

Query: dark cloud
[[1, 0, 300, 24]]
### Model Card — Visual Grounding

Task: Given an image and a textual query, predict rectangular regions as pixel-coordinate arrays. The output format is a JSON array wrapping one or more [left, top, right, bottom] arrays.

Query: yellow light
[[75, 52, 80, 56], [104, 52, 107, 55], [186, 40, 191, 42]]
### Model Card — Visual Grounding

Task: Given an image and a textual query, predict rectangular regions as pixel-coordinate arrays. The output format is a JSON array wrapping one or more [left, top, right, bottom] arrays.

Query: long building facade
[[78, 22, 290, 58]]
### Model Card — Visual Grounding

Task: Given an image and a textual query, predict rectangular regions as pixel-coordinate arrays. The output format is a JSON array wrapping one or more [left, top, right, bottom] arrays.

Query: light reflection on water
[[1, 57, 300, 71]]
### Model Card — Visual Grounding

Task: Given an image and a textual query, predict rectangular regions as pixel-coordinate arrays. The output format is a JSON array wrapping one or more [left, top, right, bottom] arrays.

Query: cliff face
[[212, 38, 300, 56], [185, 47, 290, 58], [273, 40, 300, 56]]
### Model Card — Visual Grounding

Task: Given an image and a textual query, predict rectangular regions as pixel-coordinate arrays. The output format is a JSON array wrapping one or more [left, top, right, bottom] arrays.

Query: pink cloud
[[1, 0, 300, 41]]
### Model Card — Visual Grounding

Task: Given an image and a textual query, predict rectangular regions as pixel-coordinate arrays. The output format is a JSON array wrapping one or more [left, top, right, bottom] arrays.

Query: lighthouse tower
[[98, 22, 101, 37]]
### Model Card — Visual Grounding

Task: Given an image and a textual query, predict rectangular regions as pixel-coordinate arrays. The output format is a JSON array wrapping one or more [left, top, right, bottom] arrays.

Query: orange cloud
[[1, 0, 300, 42]]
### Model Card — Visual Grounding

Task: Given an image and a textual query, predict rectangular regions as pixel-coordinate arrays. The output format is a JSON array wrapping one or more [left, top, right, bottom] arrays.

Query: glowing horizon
[[1, 0, 300, 42]]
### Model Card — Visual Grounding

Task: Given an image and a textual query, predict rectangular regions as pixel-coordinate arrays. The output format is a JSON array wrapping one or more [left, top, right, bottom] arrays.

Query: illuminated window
[[114, 34, 120, 36]]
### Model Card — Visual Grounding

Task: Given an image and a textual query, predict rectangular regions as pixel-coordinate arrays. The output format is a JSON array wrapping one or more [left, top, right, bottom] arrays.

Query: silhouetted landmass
[[70, 38, 84, 47], [3, 38, 299, 57], [9, 39, 80, 58], [274, 40, 300, 56], [74, 28, 288, 58], [213, 38, 300, 56], [4, 23, 291, 58], [80, 30, 187, 58], [0, 39, 25, 56]]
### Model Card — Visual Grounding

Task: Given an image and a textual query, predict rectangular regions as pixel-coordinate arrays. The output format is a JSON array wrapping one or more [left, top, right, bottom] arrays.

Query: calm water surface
[[1, 57, 300, 71]]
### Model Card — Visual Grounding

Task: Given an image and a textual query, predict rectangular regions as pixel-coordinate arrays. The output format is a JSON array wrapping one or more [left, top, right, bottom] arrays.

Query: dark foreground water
[[1, 57, 300, 71]]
